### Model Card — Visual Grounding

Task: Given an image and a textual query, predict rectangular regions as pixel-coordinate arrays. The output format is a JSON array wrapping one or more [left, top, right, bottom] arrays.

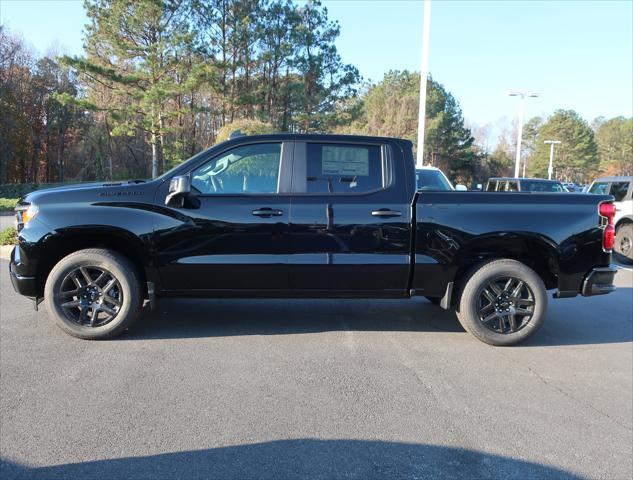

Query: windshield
[[416, 169, 453, 190], [520, 180, 565, 192]]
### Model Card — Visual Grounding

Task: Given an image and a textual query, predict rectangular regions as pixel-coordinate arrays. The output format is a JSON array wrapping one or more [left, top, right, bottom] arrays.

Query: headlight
[[16, 204, 39, 227]]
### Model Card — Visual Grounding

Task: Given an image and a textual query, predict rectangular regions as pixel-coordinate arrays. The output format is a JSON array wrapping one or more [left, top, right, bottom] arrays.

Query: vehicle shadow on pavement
[[0, 439, 582, 480], [124, 297, 466, 340], [121, 287, 633, 347]]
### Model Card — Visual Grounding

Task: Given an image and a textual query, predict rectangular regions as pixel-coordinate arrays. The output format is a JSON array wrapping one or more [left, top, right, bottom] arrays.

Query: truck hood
[[20, 180, 158, 206]]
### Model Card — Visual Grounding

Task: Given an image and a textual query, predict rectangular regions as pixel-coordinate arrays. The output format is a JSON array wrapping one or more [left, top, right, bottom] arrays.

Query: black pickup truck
[[9, 134, 618, 345]]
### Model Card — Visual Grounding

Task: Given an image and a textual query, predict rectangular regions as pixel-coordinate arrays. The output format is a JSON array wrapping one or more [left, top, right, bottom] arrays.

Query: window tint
[[589, 182, 609, 195], [191, 143, 281, 194], [521, 180, 564, 192], [507, 181, 519, 191], [609, 182, 630, 201], [306, 143, 383, 194], [416, 169, 452, 190], [486, 181, 497, 191]]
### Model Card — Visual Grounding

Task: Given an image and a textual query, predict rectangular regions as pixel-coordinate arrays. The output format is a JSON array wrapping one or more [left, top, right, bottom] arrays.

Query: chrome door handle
[[252, 208, 283, 217], [371, 209, 402, 217]]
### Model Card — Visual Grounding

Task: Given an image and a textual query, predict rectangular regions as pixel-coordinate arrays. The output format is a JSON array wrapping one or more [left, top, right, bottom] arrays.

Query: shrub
[[0, 227, 17, 246], [0, 198, 18, 212]]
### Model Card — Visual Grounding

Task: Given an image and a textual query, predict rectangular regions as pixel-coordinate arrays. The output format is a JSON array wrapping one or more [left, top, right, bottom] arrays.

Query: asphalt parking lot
[[1, 259, 631, 480]]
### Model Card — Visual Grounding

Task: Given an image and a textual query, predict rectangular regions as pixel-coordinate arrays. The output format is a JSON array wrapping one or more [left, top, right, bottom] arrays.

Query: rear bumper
[[9, 246, 37, 298], [581, 265, 618, 297]]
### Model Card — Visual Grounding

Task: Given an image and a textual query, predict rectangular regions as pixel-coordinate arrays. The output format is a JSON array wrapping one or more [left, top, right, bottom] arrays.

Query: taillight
[[599, 202, 616, 251]]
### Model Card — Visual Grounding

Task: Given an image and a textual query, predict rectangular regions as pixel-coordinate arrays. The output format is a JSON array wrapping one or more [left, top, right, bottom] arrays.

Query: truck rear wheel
[[455, 259, 547, 346], [615, 224, 633, 264], [44, 249, 142, 339]]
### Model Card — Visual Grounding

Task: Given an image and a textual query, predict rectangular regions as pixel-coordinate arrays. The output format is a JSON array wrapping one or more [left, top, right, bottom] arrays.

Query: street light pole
[[544, 140, 561, 180], [508, 91, 539, 177], [416, 0, 431, 168]]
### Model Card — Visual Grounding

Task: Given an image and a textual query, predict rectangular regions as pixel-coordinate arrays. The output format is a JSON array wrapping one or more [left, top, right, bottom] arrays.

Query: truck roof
[[223, 133, 414, 146]]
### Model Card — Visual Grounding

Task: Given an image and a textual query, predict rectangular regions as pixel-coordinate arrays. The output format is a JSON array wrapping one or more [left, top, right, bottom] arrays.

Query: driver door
[[155, 140, 293, 292]]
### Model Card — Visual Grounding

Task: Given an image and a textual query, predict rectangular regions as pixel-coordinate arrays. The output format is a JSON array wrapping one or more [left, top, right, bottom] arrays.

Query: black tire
[[455, 259, 548, 346], [44, 248, 142, 339], [425, 296, 441, 305], [615, 224, 633, 265]]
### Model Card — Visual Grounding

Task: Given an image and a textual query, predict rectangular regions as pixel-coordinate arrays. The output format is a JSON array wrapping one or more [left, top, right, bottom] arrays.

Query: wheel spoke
[[102, 278, 117, 294], [481, 311, 498, 324], [104, 295, 121, 307], [60, 289, 80, 298], [478, 303, 494, 316], [70, 272, 83, 288], [482, 288, 496, 304], [507, 314, 517, 332], [503, 278, 514, 293], [510, 281, 524, 298], [93, 272, 108, 286], [78, 306, 88, 324], [511, 296, 534, 306], [100, 304, 117, 316], [489, 282, 503, 296], [515, 307, 533, 317], [79, 267, 93, 285], [61, 300, 81, 308], [89, 307, 99, 326]]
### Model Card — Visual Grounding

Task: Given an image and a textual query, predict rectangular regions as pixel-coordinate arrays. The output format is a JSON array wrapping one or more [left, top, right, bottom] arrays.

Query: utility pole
[[416, 0, 431, 168], [544, 140, 561, 180], [508, 91, 539, 177]]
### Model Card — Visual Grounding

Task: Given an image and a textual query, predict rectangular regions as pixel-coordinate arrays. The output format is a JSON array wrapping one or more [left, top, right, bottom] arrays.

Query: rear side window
[[486, 181, 497, 191], [306, 143, 384, 194], [507, 181, 519, 191], [589, 182, 609, 195], [609, 182, 630, 201]]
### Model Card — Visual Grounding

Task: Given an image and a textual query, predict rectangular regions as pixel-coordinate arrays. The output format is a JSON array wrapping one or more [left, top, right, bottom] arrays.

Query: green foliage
[[529, 110, 598, 182], [595, 116, 633, 176], [486, 146, 513, 178], [0, 198, 18, 212], [0, 227, 17, 245], [336, 70, 476, 180], [215, 119, 276, 144]]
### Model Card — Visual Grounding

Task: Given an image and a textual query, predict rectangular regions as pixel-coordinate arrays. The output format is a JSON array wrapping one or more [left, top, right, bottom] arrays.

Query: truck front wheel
[[455, 259, 548, 346], [44, 248, 142, 339]]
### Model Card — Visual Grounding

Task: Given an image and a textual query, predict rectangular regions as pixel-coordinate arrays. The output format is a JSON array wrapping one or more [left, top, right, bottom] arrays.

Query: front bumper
[[9, 246, 37, 298], [581, 265, 618, 296]]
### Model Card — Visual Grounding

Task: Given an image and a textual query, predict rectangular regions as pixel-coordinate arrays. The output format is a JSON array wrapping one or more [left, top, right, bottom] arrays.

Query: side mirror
[[455, 184, 468, 191], [165, 175, 191, 207]]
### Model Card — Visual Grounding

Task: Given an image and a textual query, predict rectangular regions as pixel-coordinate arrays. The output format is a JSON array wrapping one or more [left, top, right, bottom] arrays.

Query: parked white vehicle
[[588, 176, 633, 263], [416, 166, 467, 191]]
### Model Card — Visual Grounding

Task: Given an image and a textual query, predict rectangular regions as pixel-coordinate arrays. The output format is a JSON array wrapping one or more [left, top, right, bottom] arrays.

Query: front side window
[[589, 182, 609, 195], [192, 143, 282, 194], [486, 181, 497, 191], [507, 181, 519, 191], [609, 182, 630, 201], [306, 143, 383, 194]]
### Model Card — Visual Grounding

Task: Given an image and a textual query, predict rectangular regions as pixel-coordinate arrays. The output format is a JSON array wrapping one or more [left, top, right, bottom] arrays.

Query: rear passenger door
[[288, 140, 412, 295]]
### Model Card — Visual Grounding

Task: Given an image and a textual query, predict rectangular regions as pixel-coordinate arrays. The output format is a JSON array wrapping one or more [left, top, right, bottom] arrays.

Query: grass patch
[[0, 198, 18, 212], [0, 226, 17, 246]]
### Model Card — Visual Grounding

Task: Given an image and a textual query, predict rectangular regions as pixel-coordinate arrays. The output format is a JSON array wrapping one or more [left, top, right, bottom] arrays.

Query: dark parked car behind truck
[[10, 134, 618, 345]]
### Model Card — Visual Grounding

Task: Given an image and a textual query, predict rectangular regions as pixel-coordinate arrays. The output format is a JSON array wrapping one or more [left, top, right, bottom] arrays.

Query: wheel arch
[[34, 227, 149, 298], [449, 232, 559, 306], [615, 215, 633, 230]]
